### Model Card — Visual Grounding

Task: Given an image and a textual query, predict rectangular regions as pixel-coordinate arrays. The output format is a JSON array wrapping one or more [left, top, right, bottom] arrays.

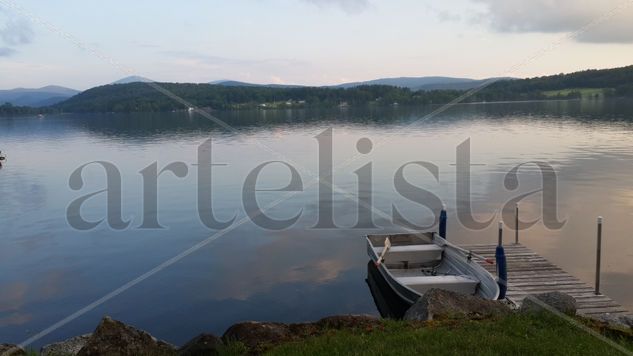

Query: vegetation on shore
[[12, 312, 633, 355], [0, 103, 53, 116], [260, 313, 632, 355], [2, 64, 633, 116], [48, 64, 633, 113], [52, 83, 466, 112], [542, 88, 608, 99]]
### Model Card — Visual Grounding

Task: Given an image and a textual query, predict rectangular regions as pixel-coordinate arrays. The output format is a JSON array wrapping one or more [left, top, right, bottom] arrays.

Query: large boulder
[[222, 322, 291, 351], [77, 316, 177, 356], [0, 344, 25, 356], [41, 334, 91, 356], [520, 292, 577, 316], [178, 333, 222, 356], [404, 288, 511, 321]]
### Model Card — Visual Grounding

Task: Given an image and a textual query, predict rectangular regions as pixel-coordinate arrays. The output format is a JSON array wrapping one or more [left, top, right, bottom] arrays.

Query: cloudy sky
[[1, 0, 633, 90]]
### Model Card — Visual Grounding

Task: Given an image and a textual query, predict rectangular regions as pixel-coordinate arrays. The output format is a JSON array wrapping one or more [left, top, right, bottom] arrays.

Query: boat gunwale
[[366, 232, 500, 302]]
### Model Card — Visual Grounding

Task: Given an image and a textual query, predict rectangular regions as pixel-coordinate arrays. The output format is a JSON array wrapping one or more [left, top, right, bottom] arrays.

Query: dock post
[[495, 221, 507, 299], [515, 203, 519, 244], [595, 217, 603, 295], [439, 204, 447, 239]]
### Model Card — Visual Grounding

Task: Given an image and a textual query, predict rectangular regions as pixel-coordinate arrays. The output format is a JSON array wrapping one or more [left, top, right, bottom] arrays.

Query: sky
[[1, 0, 633, 90]]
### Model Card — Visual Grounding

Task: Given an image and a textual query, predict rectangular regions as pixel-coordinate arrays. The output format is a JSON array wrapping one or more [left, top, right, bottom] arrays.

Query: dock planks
[[461, 243, 630, 317]]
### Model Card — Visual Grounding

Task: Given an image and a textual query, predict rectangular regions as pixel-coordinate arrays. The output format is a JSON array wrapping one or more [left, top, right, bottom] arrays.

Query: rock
[[592, 313, 633, 330], [41, 334, 91, 356], [77, 316, 177, 356], [315, 315, 381, 330], [520, 292, 577, 316], [220, 315, 383, 352], [178, 333, 222, 356], [403, 288, 511, 321], [0, 344, 25, 356], [285, 322, 318, 338], [222, 322, 291, 351], [584, 314, 633, 342]]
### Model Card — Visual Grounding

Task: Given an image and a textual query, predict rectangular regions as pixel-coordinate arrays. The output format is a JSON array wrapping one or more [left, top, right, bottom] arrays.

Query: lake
[[1, 99, 633, 347]]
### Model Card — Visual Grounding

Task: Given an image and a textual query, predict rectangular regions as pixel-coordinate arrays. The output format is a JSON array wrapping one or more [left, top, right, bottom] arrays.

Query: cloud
[[0, 7, 34, 56], [1, 19, 33, 45], [159, 50, 312, 83], [472, 0, 633, 43], [0, 46, 15, 56], [425, 4, 461, 22], [301, 0, 370, 14]]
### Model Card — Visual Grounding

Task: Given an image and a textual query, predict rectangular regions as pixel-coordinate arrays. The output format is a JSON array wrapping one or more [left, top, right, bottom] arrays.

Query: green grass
[[217, 341, 250, 355], [542, 88, 607, 98], [262, 313, 633, 356]]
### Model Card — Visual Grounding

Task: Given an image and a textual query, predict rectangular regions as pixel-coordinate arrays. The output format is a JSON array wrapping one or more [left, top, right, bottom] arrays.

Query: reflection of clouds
[[264, 258, 346, 286], [0, 282, 31, 328], [0, 313, 32, 326], [0, 271, 68, 327], [206, 232, 357, 300], [0, 282, 27, 312]]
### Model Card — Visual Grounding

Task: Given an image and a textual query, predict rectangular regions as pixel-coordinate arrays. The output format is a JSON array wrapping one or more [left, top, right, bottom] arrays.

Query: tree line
[[2, 64, 633, 115]]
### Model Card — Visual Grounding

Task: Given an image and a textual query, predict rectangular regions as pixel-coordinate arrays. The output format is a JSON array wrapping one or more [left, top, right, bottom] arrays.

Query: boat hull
[[366, 261, 411, 318], [366, 232, 500, 303]]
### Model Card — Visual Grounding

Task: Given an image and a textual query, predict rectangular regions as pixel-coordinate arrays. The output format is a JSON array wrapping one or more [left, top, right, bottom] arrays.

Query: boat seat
[[397, 275, 479, 296], [374, 244, 443, 264]]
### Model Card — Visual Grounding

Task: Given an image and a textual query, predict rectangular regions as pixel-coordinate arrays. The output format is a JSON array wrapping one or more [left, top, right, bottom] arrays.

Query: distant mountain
[[415, 78, 509, 91], [112, 76, 153, 84], [210, 80, 303, 88], [334, 76, 513, 91], [334, 76, 469, 89], [210, 77, 511, 91], [0, 85, 80, 107], [210, 80, 262, 87]]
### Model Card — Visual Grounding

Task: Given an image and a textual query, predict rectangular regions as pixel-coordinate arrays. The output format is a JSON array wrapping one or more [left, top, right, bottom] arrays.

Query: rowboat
[[366, 232, 500, 305], [366, 261, 411, 318]]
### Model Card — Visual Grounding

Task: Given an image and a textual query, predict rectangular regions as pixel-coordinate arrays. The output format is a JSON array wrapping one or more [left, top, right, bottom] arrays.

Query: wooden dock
[[462, 243, 630, 317]]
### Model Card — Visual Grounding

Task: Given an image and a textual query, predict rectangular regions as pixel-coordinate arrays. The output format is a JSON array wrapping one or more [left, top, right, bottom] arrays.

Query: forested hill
[[2, 65, 632, 115], [53, 83, 463, 112], [475, 65, 633, 101]]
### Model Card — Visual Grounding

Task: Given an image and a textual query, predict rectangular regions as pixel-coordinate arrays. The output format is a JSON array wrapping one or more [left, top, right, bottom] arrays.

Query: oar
[[436, 237, 494, 264], [375, 237, 391, 266]]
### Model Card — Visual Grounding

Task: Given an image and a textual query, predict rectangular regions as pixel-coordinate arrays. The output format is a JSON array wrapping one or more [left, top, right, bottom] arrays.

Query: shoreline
[[3, 290, 631, 355], [3, 96, 631, 119]]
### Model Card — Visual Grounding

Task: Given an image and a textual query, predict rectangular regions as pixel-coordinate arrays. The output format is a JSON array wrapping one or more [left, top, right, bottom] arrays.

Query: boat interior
[[367, 233, 480, 296]]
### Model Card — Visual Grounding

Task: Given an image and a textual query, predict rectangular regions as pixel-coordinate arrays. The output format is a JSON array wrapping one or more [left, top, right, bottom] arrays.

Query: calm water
[[1, 100, 633, 347]]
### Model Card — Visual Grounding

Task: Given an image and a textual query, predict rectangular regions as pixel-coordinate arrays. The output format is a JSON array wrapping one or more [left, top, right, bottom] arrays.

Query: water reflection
[[1, 99, 633, 347]]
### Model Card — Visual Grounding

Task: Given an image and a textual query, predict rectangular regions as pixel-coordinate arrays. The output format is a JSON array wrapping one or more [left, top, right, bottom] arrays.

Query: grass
[[262, 313, 633, 356], [217, 342, 250, 355], [542, 88, 607, 98]]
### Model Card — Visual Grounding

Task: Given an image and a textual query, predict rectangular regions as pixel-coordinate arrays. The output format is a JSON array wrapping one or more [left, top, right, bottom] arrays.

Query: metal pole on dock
[[515, 203, 519, 244], [498, 221, 503, 246], [595, 216, 603, 295], [439, 204, 447, 239]]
